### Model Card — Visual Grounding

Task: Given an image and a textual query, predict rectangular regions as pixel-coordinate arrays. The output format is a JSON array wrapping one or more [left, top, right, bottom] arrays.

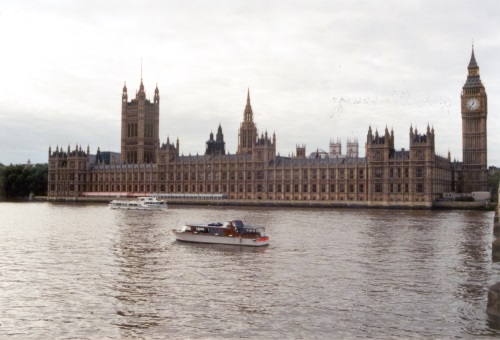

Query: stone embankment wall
[[487, 186, 500, 317]]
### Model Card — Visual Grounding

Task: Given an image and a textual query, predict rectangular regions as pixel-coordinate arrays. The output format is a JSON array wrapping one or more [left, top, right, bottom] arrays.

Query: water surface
[[0, 202, 499, 338]]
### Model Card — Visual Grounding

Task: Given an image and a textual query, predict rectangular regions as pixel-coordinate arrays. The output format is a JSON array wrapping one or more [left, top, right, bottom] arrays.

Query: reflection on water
[[0, 202, 499, 338]]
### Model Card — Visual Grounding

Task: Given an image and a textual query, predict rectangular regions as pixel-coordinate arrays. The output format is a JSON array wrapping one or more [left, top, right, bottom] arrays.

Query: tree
[[0, 163, 48, 199]]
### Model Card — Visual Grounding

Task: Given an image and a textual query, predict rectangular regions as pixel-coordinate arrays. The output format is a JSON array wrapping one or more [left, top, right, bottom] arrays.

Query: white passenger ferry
[[172, 220, 270, 247], [109, 196, 168, 210]]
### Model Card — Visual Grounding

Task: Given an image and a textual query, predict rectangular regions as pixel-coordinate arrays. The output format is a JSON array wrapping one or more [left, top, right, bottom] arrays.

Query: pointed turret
[[243, 88, 253, 122], [216, 124, 224, 143], [122, 82, 128, 99], [468, 46, 478, 69], [154, 83, 159, 104], [465, 45, 481, 84], [237, 89, 258, 155]]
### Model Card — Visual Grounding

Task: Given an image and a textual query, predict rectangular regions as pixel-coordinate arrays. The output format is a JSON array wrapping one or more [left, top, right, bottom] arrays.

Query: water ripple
[[0, 203, 498, 339]]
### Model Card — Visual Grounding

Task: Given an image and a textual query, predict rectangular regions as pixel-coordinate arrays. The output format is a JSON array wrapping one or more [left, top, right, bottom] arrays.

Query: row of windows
[[127, 123, 155, 138], [52, 169, 426, 182], [52, 182, 426, 195]]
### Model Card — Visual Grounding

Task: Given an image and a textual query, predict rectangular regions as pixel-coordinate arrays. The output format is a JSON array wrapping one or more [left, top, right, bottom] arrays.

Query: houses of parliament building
[[47, 48, 489, 207]]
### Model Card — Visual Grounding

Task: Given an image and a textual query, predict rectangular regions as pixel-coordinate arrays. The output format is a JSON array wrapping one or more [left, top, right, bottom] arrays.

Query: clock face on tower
[[466, 97, 480, 110]]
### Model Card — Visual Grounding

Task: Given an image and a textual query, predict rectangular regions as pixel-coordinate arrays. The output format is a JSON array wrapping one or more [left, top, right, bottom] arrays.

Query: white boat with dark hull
[[109, 196, 168, 210], [172, 220, 270, 247]]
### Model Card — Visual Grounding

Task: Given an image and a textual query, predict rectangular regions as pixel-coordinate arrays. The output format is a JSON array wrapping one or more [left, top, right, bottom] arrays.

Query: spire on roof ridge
[[468, 45, 478, 69]]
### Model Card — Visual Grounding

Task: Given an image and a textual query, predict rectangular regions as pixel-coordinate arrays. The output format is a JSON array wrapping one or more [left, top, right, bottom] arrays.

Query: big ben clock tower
[[461, 46, 488, 193]]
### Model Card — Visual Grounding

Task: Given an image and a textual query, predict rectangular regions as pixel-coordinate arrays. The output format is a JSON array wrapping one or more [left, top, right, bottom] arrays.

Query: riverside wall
[[38, 196, 495, 210]]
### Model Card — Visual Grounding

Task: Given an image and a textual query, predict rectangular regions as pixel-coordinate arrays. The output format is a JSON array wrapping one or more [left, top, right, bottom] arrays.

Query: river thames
[[1, 202, 500, 339]]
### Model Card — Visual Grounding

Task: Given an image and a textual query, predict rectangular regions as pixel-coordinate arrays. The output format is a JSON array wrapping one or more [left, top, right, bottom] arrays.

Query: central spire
[[244, 88, 253, 122]]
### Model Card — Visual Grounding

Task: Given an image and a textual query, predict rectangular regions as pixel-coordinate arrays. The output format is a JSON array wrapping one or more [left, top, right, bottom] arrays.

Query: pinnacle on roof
[[468, 45, 478, 69], [243, 88, 253, 121]]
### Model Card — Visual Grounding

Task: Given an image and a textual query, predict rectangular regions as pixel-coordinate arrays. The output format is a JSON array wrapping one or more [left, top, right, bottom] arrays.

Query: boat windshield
[[232, 220, 244, 228]]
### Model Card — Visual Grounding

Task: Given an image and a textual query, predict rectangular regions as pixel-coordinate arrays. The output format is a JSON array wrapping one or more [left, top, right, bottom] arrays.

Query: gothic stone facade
[[48, 49, 487, 207]]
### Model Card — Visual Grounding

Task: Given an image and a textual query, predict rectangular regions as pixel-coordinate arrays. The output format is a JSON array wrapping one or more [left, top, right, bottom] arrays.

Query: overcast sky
[[1, 0, 499, 166]]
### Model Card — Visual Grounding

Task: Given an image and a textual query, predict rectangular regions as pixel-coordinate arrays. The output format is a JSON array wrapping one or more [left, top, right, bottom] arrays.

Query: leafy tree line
[[0, 163, 48, 199]]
